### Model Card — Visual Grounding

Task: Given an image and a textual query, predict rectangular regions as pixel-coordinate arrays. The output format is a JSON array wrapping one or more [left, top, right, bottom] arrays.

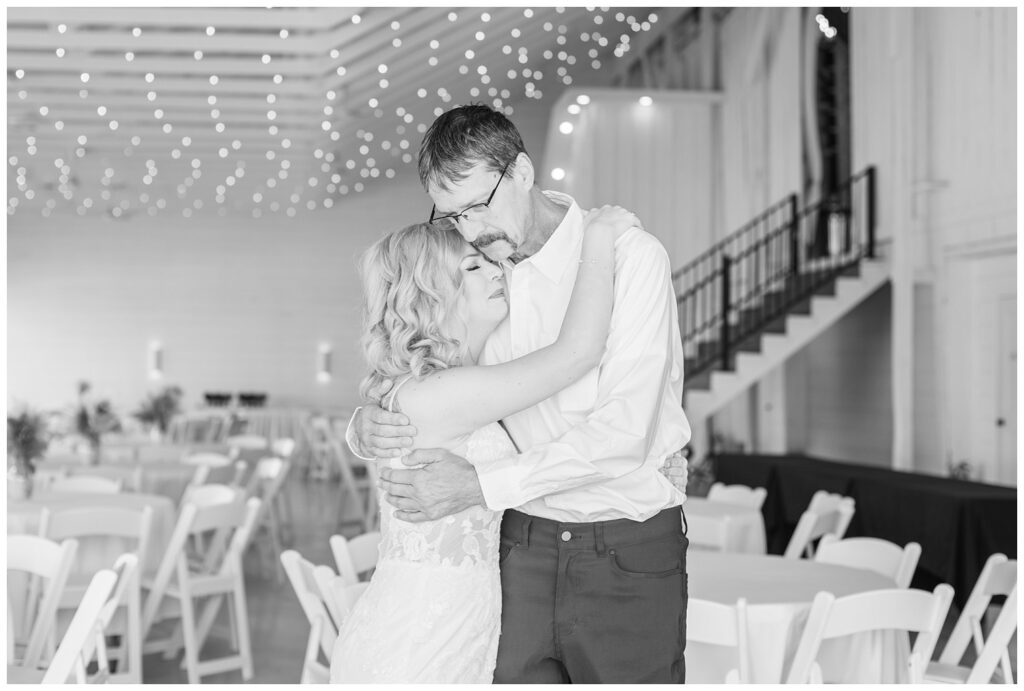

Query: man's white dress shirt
[[476, 191, 690, 523]]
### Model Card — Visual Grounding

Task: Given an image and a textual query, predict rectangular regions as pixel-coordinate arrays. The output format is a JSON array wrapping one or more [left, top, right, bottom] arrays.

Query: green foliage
[[7, 408, 50, 476], [132, 385, 184, 434]]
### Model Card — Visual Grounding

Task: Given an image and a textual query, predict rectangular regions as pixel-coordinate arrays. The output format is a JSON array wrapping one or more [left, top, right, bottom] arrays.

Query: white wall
[[8, 171, 424, 414], [540, 87, 721, 271]]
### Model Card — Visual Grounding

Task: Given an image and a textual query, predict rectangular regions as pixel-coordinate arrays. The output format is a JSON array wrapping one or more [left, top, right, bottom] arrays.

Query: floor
[[141, 472, 1015, 684]]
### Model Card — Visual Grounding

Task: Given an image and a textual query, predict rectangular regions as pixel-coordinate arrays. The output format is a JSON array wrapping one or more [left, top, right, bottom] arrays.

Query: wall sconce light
[[317, 342, 333, 384], [148, 340, 163, 380]]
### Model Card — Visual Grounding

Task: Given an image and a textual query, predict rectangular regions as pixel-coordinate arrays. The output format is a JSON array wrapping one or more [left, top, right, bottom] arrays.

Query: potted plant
[[132, 385, 183, 441], [74, 380, 124, 464], [7, 407, 50, 499]]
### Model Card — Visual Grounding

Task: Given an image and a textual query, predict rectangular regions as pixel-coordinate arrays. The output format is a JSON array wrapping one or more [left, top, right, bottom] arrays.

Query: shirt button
[[561, 531, 572, 542]]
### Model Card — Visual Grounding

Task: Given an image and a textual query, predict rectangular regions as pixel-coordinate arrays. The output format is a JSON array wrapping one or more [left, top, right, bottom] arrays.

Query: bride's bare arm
[[401, 205, 639, 442]]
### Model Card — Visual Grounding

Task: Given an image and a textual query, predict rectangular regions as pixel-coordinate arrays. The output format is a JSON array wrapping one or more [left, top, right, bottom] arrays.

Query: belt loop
[[594, 522, 606, 556], [520, 516, 532, 548]]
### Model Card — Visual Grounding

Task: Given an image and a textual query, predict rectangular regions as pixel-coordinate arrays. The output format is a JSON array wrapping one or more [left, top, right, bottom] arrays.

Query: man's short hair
[[417, 104, 527, 193]]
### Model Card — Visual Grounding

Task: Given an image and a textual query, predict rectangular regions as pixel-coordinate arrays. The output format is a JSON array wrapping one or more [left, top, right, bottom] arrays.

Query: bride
[[329, 205, 636, 683]]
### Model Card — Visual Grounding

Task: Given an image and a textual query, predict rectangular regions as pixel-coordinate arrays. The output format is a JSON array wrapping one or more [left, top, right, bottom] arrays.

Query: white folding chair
[[141, 490, 261, 683], [7, 535, 79, 669], [34, 554, 140, 684], [686, 597, 751, 683], [814, 534, 922, 588], [783, 490, 855, 559], [330, 532, 382, 585], [39, 505, 153, 683], [225, 434, 269, 462], [49, 474, 123, 494], [244, 456, 293, 582], [8, 569, 118, 684], [927, 554, 1017, 683], [707, 482, 767, 510], [786, 584, 954, 683], [181, 451, 233, 468], [683, 512, 733, 553], [271, 436, 296, 459], [280, 550, 339, 684], [327, 418, 378, 531], [269, 436, 297, 538]]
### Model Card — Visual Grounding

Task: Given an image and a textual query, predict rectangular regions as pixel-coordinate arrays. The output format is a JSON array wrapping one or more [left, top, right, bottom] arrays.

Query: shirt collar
[[517, 190, 582, 284]]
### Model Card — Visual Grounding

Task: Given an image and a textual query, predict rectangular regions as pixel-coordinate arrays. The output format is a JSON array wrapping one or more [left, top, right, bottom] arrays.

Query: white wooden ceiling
[[7, 6, 662, 221]]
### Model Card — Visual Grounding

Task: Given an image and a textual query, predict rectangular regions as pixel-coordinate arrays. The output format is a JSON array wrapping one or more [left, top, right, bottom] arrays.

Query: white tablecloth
[[684, 497, 766, 554], [7, 491, 177, 647], [8, 491, 176, 578], [686, 552, 908, 683], [36, 452, 237, 504]]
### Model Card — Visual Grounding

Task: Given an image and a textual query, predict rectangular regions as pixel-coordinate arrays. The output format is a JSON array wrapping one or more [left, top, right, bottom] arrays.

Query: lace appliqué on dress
[[330, 423, 515, 683]]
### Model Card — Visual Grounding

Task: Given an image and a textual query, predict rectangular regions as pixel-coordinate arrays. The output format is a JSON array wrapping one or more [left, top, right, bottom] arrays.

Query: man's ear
[[512, 152, 535, 190]]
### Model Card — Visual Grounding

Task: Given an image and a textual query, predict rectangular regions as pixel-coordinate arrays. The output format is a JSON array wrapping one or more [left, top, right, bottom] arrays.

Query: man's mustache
[[472, 232, 517, 252]]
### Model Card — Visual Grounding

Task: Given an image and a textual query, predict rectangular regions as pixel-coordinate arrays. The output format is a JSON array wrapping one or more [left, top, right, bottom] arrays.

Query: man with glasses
[[347, 104, 691, 683]]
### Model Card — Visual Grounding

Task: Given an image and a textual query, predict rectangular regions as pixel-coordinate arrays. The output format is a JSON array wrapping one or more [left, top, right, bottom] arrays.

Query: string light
[[7, 7, 647, 218]]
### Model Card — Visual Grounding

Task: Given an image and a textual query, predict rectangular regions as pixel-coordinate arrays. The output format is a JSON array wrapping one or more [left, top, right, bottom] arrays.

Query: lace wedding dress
[[329, 421, 514, 683]]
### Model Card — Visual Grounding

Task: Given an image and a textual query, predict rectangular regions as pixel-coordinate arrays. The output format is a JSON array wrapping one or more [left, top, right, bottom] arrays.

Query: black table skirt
[[712, 453, 1017, 608]]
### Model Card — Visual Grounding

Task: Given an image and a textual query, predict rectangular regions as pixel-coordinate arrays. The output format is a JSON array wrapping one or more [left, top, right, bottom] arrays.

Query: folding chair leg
[[191, 595, 225, 660], [179, 594, 201, 684], [162, 621, 184, 659], [232, 574, 254, 680], [267, 511, 286, 584]]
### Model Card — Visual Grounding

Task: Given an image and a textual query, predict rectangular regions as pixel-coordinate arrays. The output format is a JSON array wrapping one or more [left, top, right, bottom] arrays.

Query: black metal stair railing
[[675, 166, 877, 381]]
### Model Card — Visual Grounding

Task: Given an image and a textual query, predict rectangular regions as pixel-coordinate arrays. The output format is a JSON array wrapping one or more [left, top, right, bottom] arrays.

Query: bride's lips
[[489, 287, 506, 299]]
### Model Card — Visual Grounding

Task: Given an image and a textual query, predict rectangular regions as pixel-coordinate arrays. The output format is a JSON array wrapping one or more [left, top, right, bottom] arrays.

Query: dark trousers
[[494, 507, 688, 683]]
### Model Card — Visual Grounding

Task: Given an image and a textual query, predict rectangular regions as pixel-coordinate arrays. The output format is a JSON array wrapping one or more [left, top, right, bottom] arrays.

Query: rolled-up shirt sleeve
[[476, 232, 688, 511]]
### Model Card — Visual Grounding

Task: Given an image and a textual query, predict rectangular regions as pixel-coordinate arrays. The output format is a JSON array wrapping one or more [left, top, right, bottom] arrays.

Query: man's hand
[[353, 404, 417, 459], [660, 450, 689, 494], [378, 448, 485, 522]]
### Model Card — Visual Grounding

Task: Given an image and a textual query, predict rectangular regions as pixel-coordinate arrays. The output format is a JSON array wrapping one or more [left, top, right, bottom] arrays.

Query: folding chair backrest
[[784, 490, 855, 559], [245, 457, 290, 498], [7, 535, 79, 668], [280, 550, 338, 658], [330, 532, 382, 585], [49, 474, 123, 494], [40, 506, 154, 576], [938, 554, 1017, 677], [226, 434, 269, 450], [707, 483, 767, 510], [183, 482, 238, 509], [71, 553, 141, 683], [40, 569, 117, 684], [686, 597, 750, 682], [682, 512, 732, 552], [182, 451, 232, 468], [787, 584, 954, 683], [815, 535, 921, 588], [271, 437, 296, 459]]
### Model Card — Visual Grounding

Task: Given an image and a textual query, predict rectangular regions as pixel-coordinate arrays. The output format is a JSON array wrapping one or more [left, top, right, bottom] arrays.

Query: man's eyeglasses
[[429, 161, 511, 226]]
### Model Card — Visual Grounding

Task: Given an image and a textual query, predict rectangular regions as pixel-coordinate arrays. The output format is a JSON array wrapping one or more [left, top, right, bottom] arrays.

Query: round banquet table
[[7, 491, 176, 579], [686, 552, 910, 683], [684, 497, 767, 554], [7, 491, 177, 647], [36, 454, 238, 504]]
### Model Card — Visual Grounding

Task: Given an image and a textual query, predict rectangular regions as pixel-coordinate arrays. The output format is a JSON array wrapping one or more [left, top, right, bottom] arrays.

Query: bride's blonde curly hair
[[359, 223, 470, 406]]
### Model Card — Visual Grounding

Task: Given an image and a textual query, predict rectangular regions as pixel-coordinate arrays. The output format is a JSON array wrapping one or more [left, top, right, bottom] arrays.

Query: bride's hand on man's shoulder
[[582, 204, 642, 240]]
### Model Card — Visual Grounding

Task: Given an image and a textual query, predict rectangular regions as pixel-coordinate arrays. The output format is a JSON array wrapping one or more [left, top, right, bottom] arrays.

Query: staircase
[[674, 167, 889, 459]]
